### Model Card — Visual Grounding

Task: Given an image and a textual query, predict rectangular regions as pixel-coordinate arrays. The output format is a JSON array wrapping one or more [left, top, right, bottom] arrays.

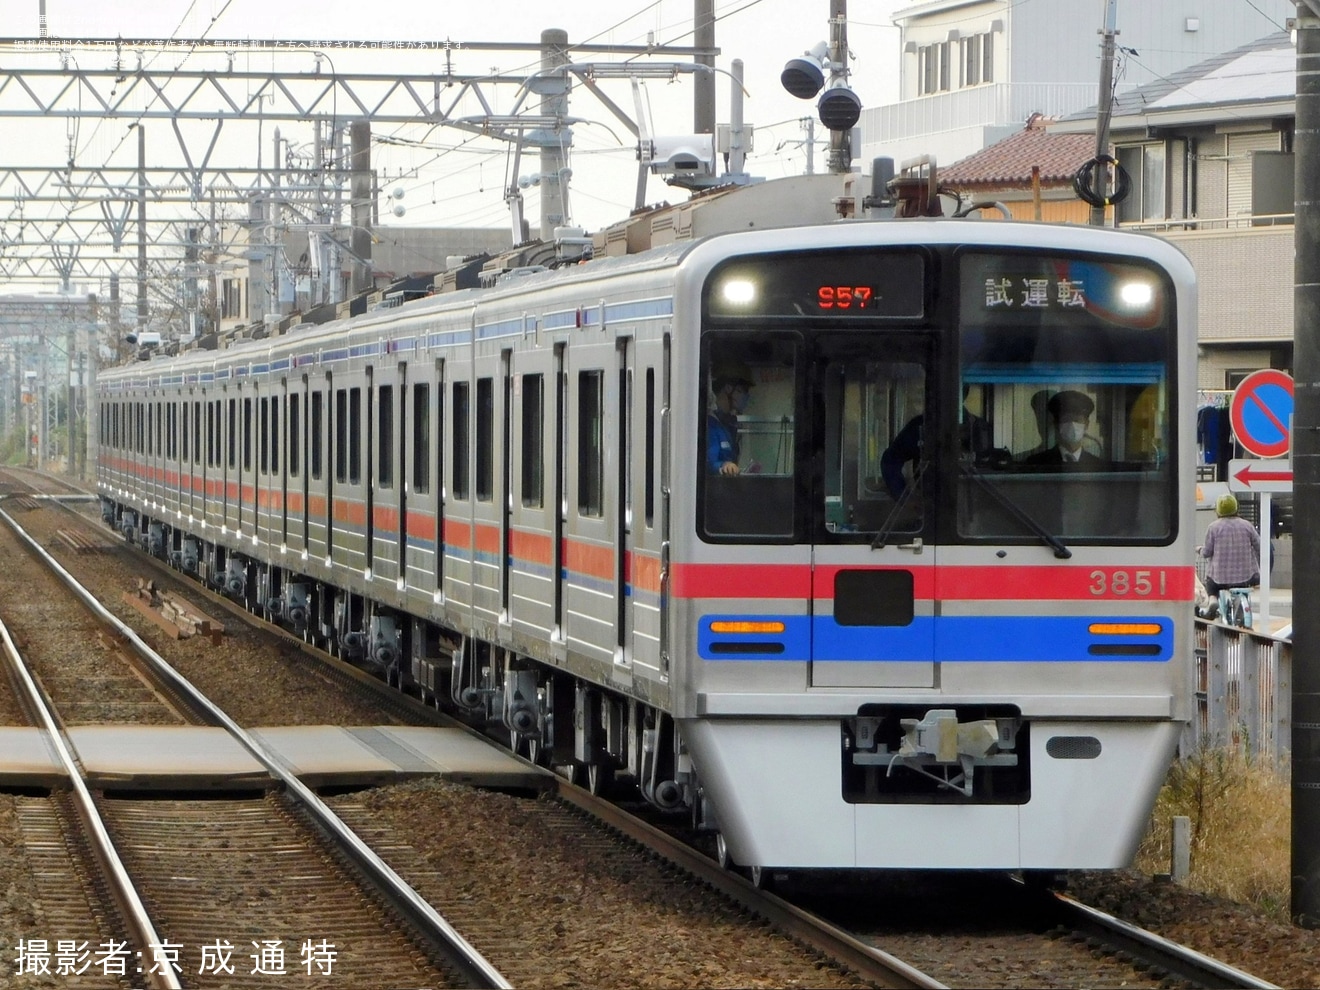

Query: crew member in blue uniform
[[707, 365, 754, 475]]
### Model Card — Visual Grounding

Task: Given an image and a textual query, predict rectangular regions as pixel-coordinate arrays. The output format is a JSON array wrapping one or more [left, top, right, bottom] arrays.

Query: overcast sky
[[0, 1, 905, 235]]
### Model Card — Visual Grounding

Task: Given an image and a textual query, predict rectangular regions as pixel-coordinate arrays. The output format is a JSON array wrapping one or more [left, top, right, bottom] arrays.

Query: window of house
[[1116, 143, 1167, 223]]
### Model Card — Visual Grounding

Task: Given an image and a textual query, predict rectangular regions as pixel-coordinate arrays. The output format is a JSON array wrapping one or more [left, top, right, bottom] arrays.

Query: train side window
[[348, 387, 362, 484], [644, 368, 655, 528], [453, 381, 470, 500], [476, 377, 493, 501], [194, 401, 202, 465], [334, 389, 348, 483], [378, 384, 394, 489], [244, 398, 253, 473], [259, 398, 269, 474], [699, 335, 798, 541], [521, 373, 544, 508], [311, 392, 324, 480], [226, 399, 236, 469], [578, 370, 604, 517], [181, 403, 189, 462], [435, 370, 445, 500], [270, 395, 280, 475], [412, 383, 429, 493], [288, 395, 300, 478]]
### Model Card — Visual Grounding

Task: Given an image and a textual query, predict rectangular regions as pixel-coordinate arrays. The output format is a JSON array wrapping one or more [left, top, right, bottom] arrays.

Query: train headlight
[[721, 279, 757, 306], [1119, 281, 1154, 310]]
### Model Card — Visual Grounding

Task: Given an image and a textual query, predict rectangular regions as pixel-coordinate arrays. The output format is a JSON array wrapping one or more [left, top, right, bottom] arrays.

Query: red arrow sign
[[1231, 461, 1294, 490]]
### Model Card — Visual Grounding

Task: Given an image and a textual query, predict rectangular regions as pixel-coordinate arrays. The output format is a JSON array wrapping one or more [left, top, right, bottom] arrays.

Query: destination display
[[705, 250, 926, 319]]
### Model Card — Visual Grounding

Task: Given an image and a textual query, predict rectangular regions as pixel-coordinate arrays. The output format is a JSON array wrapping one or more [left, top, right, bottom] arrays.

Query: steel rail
[[1048, 888, 1280, 990], [0, 503, 513, 990], [552, 780, 947, 990], [0, 607, 182, 990]]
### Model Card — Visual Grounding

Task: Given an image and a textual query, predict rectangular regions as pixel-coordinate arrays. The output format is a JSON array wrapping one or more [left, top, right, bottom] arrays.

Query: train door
[[444, 356, 474, 624], [394, 362, 408, 583], [205, 396, 224, 532], [368, 362, 402, 585], [508, 350, 555, 641], [615, 338, 634, 669], [625, 336, 667, 679], [559, 340, 618, 667], [224, 389, 241, 532], [256, 383, 274, 548], [241, 387, 257, 544], [283, 379, 302, 554], [499, 349, 512, 621], [552, 343, 567, 639], [469, 354, 502, 628], [402, 359, 436, 608], [307, 373, 331, 563], [808, 334, 937, 688]]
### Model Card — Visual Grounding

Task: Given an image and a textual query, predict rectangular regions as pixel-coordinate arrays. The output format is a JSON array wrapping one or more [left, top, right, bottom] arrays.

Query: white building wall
[[867, 0, 1294, 172]]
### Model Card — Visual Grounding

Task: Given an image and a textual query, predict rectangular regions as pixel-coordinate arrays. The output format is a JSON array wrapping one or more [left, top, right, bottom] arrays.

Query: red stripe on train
[[672, 563, 1195, 601]]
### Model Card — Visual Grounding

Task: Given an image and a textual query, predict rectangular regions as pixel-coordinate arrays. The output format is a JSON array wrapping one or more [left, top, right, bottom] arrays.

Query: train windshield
[[698, 247, 1176, 546], [954, 251, 1174, 544]]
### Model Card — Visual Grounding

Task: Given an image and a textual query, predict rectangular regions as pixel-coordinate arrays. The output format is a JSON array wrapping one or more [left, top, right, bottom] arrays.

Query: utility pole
[[1292, 0, 1320, 930], [350, 120, 373, 297], [1090, 0, 1119, 226], [826, 0, 850, 175], [538, 29, 570, 241], [66, 322, 75, 473], [136, 124, 148, 328], [694, 0, 716, 136]]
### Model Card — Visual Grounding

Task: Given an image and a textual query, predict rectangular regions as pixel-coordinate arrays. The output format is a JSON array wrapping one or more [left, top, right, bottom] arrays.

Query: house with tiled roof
[[936, 113, 1095, 223]]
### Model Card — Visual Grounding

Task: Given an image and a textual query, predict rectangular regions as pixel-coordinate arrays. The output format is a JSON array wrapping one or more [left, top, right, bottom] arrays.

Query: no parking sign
[[1229, 369, 1294, 459]]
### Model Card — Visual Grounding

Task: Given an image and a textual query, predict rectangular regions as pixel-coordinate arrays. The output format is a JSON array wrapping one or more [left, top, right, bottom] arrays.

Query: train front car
[[673, 221, 1196, 873]]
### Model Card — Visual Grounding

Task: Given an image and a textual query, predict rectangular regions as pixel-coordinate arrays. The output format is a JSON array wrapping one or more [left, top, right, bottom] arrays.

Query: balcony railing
[[866, 83, 1099, 141]]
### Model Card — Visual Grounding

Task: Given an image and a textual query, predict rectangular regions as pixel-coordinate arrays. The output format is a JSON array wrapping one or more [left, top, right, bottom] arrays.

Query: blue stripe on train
[[699, 615, 1172, 661]]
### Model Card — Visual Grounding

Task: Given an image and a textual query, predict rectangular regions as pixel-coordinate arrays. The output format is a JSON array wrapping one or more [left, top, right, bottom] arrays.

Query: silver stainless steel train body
[[96, 218, 1197, 872]]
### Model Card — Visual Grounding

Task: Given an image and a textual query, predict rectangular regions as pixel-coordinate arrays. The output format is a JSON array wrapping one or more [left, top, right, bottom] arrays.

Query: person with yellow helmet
[[1198, 493, 1260, 599]]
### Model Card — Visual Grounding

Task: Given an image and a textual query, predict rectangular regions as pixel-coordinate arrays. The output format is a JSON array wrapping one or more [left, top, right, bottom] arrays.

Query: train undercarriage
[[102, 498, 701, 823]]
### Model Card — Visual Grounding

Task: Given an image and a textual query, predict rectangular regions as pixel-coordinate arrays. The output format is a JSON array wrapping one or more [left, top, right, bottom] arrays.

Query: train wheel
[[586, 763, 614, 797], [716, 833, 733, 871], [747, 865, 776, 891], [553, 762, 580, 786]]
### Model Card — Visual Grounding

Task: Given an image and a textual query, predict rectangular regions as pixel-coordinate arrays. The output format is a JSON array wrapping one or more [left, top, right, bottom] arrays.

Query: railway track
[[0, 494, 508, 988], [0, 471, 1286, 988], [0, 479, 903, 987]]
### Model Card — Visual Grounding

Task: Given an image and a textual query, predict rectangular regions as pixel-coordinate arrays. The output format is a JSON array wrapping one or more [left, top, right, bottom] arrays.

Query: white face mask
[[1058, 421, 1086, 448]]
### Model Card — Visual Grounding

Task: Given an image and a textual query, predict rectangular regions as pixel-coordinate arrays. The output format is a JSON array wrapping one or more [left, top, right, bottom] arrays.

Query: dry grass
[[1133, 746, 1291, 919]]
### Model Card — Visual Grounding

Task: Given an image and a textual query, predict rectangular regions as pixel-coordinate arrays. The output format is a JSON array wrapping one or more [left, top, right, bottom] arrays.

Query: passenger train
[[96, 203, 1196, 876]]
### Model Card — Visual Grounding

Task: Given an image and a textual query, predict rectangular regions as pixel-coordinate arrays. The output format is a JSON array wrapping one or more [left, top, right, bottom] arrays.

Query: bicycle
[[1217, 586, 1254, 630]]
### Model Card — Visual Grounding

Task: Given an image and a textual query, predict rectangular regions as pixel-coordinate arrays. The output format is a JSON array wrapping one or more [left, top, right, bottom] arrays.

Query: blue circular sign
[[1229, 369, 1294, 459]]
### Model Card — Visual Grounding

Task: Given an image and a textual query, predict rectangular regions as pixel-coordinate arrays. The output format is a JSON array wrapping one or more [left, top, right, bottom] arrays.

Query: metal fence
[[1188, 619, 1291, 767]]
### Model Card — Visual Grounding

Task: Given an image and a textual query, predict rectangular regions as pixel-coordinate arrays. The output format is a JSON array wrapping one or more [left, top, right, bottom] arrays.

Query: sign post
[[1227, 369, 1295, 634]]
